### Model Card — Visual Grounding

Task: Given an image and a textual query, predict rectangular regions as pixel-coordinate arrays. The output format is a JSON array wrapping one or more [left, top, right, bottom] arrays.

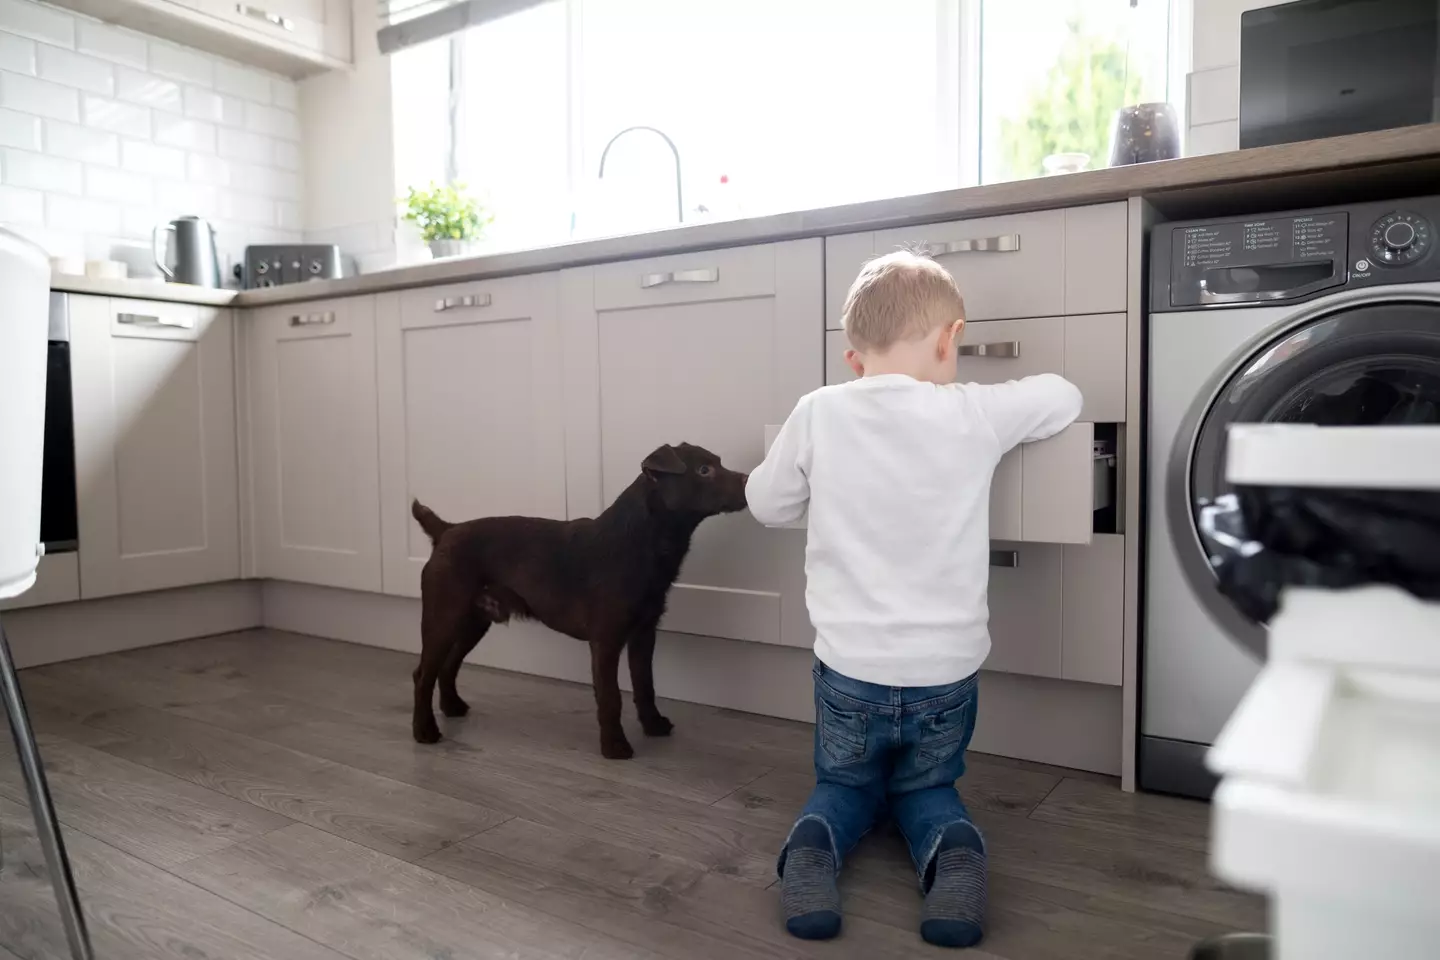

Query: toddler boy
[[746, 251, 1082, 948]]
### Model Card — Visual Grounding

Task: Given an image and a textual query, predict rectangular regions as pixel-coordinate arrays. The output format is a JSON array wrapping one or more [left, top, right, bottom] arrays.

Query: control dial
[[1368, 211, 1432, 266]]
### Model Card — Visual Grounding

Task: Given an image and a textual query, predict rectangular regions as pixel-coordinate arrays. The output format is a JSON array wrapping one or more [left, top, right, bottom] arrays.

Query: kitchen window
[[390, 0, 1181, 250]]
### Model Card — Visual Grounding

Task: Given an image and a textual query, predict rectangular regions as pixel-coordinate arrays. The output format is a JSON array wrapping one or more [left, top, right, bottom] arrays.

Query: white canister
[[0, 228, 50, 600]]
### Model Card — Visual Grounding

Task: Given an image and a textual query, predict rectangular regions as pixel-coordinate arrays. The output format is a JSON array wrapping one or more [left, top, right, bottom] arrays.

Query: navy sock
[[921, 820, 987, 948], [780, 818, 842, 940]]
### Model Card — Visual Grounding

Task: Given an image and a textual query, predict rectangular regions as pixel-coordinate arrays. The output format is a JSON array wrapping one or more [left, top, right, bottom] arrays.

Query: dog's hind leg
[[627, 628, 672, 737], [438, 620, 490, 718], [591, 636, 634, 760], [414, 587, 473, 744]]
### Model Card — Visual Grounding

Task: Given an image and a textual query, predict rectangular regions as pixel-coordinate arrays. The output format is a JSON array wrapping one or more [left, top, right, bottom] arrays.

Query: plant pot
[[427, 239, 474, 259]]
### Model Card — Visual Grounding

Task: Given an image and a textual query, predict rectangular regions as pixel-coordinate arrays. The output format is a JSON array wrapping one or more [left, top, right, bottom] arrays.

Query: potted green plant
[[401, 181, 492, 258]]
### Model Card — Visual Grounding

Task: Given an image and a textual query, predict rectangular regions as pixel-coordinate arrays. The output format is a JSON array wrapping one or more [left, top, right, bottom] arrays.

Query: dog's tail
[[412, 499, 454, 545]]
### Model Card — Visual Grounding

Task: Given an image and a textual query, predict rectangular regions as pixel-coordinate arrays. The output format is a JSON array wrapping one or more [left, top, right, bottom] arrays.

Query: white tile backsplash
[[85, 163, 151, 203], [0, 0, 70, 47], [81, 94, 149, 137], [155, 113, 216, 152], [36, 43, 114, 95], [0, 105, 41, 149], [0, 183, 43, 223], [0, 29, 35, 73], [75, 20, 146, 69], [116, 66, 181, 112], [149, 41, 214, 87], [1, 71, 79, 121], [43, 117, 118, 164], [0, 0, 303, 275], [213, 61, 271, 103], [4, 146, 80, 191]]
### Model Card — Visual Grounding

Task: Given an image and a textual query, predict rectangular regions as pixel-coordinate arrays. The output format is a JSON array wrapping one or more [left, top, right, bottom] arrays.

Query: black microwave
[[1240, 0, 1440, 149]]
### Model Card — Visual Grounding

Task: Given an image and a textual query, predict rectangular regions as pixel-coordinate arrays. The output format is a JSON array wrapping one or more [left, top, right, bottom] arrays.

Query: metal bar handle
[[957, 341, 1021, 359], [923, 234, 1021, 255], [237, 3, 294, 29], [117, 312, 193, 330], [640, 268, 719, 289], [434, 293, 492, 312], [989, 550, 1019, 568], [289, 311, 336, 326]]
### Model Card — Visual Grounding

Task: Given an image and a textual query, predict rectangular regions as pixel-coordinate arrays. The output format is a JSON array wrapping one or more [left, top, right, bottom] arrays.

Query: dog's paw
[[641, 714, 674, 737], [600, 734, 635, 760], [440, 695, 470, 718], [413, 720, 443, 745]]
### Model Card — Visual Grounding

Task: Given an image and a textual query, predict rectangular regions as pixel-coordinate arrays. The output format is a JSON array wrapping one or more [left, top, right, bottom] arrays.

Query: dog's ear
[[642, 444, 687, 478]]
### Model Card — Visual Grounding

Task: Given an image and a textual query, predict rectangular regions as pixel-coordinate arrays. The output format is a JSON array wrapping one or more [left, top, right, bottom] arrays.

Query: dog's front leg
[[627, 628, 672, 737], [590, 638, 633, 759]]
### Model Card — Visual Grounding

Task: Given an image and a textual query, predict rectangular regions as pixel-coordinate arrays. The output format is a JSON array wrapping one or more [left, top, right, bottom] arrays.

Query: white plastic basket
[[0, 228, 51, 600]]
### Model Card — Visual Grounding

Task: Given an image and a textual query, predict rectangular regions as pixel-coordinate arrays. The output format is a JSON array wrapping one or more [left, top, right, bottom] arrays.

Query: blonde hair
[[841, 250, 965, 351]]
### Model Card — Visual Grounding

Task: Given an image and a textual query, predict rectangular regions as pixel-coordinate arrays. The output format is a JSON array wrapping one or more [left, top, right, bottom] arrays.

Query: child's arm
[[746, 398, 812, 527], [971, 374, 1083, 453]]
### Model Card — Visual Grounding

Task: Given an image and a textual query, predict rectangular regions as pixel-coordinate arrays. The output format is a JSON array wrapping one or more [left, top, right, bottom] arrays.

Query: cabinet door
[[192, 0, 344, 60], [376, 275, 566, 597], [563, 240, 822, 648], [249, 297, 381, 591], [824, 330, 1094, 544], [70, 297, 239, 598]]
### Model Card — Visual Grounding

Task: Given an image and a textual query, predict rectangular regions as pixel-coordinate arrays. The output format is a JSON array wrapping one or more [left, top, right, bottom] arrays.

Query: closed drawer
[[397, 274, 548, 330], [957, 313, 1126, 422], [825, 203, 1128, 327], [593, 244, 776, 311], [109, 298, 203, 342], [986, 535, 1124, 683]]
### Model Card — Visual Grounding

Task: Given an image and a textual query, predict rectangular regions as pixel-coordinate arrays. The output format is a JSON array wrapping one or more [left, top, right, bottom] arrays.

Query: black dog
[[411, 442, 749, 758]]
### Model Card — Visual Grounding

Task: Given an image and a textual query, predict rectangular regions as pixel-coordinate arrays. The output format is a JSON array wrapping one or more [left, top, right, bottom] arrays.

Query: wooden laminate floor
[[0, 630, 1263, 959]]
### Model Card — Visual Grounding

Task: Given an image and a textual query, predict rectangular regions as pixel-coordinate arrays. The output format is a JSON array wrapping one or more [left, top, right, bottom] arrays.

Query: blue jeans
[[778, 660, 981, 891]]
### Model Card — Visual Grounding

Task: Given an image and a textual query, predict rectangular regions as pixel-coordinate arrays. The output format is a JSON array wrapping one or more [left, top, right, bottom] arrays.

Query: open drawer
[[820, 332, 1115, 544]]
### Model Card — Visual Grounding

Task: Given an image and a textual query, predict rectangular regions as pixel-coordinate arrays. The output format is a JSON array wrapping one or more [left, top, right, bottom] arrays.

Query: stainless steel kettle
[[153, 216, 221, 287]]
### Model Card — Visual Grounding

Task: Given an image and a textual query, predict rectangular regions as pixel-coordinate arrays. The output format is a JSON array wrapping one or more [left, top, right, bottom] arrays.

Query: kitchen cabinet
[[561, 240, 822, 648], [46, 0, 351, 77], [825, 203, 1129, 327], [248, 297, 382, 591], [825, 331, 1098, 545], [69, 296, 240, 598], [375, 275, 566, 597], [987, 536, 1123, 685], [0, 554, 80, 611]]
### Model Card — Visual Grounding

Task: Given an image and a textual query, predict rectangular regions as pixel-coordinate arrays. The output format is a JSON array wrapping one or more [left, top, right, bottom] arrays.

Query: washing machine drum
[[1170, 298, 1440, 657]]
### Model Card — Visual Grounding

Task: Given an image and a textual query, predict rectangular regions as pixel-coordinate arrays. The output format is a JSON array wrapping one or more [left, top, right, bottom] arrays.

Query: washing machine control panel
[[1153, 196, 1440, 312], [1368, 211, 1432, 267]]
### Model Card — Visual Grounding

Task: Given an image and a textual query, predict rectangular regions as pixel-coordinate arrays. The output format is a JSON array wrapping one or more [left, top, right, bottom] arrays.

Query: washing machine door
[[1169, 294, 1440, 659]]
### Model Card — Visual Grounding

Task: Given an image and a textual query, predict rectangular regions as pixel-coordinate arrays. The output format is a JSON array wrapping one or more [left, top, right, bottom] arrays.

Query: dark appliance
[[1240, 0, 1440, 148], [239, 244, 345, 289], [42, 292, 78, 555]]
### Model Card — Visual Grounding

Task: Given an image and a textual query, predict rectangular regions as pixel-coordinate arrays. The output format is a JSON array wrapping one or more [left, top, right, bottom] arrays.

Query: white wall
[[1186, 0, 1287, 155], [297, 0, 402, 272], [0, 0, 303, 280]]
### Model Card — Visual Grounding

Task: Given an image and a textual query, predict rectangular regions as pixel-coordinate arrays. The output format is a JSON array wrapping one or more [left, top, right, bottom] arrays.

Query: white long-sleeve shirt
[[747, 373, 1083, 687]]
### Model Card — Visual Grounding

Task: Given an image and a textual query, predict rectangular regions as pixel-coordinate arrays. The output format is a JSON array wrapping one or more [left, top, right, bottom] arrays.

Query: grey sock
[[921, 823, 987, 948], [781, 821, 842, 940]]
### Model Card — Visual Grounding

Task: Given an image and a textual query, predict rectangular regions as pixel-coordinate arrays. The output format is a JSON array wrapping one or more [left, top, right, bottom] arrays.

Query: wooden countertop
[[53, 124, 1440, 309]]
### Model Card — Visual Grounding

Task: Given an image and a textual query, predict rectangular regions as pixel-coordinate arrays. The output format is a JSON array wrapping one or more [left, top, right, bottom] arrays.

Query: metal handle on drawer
[[117, 312, 193, 330], [989, 550, 1019, 568], [640, 268, 719, 289], [434, 293, 492, 312], [1197, 279, 1290, 305], [957, 341, 1021, 359], [289, 311, 335, 326], [236, 3, 293, 29], [923, 234, 1021, 255]]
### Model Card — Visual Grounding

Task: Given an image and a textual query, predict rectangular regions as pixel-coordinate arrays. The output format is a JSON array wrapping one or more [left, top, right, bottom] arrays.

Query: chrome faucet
[[597, 125, 684, 225]]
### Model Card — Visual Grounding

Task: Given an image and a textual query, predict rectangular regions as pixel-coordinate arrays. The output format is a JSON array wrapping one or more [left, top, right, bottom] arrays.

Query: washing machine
[[1142, 197, 1440, 799]]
